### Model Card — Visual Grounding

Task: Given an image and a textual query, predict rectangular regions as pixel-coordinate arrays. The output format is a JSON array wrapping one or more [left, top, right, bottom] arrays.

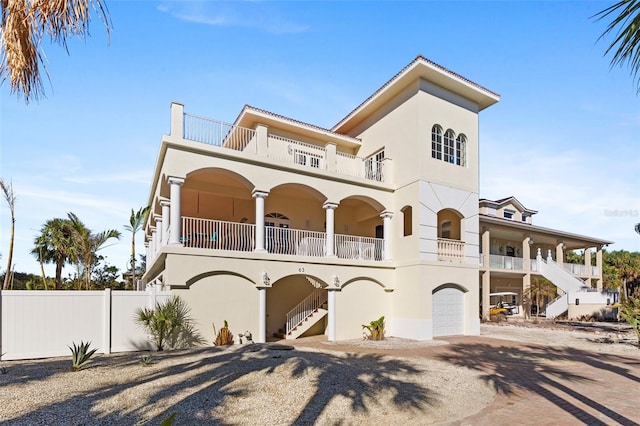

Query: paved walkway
[[292, 335, 640, 425]]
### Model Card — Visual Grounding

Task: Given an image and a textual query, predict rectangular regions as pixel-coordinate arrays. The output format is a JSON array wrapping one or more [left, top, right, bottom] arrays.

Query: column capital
[[167, 176, 185, 186], [380, 210, 393, 219], [323, 201, 339, 210], [154, 213, 162, 222], [252, 189, 269, 199], [159, 198, 171, 207]]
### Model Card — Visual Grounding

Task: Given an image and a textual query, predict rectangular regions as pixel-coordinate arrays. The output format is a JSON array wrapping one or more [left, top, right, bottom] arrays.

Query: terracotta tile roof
[[332, 55, 500, 131], [233, 104, 361, 142]]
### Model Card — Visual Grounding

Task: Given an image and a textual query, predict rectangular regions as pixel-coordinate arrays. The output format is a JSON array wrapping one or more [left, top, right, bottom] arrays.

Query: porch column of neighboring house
[[168, 177, 185, 245], [327, 288, 340, 341], [144, 241, 149, 272], [381, 211, 393, 260], [323, 202, 338, 257], [596, 246, 604, 291], [584, 247, 592, 287], [481, 228, 491, 320], [160, 199, 171, 245], [555, 242, 564, 266], [253, 190, 269, 252], [522, 236, 531, 319]]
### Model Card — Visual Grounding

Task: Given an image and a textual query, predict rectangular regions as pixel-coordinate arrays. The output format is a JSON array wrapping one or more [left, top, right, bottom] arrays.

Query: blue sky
[[1, 1, 639, 278]]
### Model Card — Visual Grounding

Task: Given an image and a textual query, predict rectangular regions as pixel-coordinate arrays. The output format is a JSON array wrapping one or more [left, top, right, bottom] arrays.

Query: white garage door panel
[[433, 287, 464, 337]]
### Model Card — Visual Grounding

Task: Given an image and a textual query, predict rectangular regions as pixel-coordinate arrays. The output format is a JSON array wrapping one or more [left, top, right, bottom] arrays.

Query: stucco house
[[141, 56, 613, 344]]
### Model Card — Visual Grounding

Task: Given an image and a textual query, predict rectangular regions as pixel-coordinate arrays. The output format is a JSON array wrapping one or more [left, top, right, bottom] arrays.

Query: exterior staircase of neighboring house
[[274, 278, 328, 340], [536, 250, 609, 319]]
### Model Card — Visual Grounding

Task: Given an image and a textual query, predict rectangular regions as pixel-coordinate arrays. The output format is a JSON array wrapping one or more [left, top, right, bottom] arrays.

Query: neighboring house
[[141, 56, 612, 344], [478, 196, 615, 320]]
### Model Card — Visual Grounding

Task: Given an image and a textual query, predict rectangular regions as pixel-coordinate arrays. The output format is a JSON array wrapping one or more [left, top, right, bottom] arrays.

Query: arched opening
[[336, 195, 386, 260], [437, 209, 465, 262], [266, 275, 327, 340]]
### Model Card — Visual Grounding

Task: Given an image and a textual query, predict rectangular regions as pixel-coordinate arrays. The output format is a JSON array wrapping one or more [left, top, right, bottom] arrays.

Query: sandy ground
[[0, 320, 637, 425]]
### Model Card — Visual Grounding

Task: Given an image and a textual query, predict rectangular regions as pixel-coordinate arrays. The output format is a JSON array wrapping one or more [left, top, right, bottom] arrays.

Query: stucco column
[[154, 215, 163, 249], [150, 227, 157, 259], [381, 211, 393, 260], [596, 247, 603, 291], [482, 271, 490, 321], [256, 124, 268, 156], [144, 241, 150, 272], [522, 236, 531, 319], [481, 228, 490, 269], [584, 247, 592, 287], [168, 177, 185, 245], [258, 287, 267, 343], [323, 202, 338, 257], [160, 199, 171, 245], [325, 142, 336, 172], [253, 190, 269, 252], [327, 289, 337, 341], [556, 242, 564, 265], [170, 102, 184, 138]]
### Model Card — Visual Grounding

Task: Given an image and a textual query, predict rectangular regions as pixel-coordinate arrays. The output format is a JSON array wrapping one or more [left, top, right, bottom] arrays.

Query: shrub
[[69, 341, 97, 371], [362, 316, 385, 341], [140, 354, 155, 366], [136, 295, 204, 351], [213, 320, 234, 346], [619, 296, 640, 347]]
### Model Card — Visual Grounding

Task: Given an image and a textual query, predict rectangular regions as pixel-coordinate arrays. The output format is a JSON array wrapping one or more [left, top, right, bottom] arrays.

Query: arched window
[[455, 134, 466, 166], [443, 129, 455, 164], [439, 220, 452, 239], [431, 126, 442, 160], [401, 205, 412, 236]]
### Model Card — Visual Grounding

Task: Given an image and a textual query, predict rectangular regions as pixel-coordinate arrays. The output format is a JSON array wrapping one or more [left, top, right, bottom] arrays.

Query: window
[[431, 125, 466, 167], [439, 220, 451, 239], [443, 130, 455, 163], [294, 150, 322, 168], [401, 205, 412, 236], [522, 214, 527, 222], [365, 149, 385, 181], [431, 126, 442, 160], [455, 134, 466, 166], [503, 210, 514, 219]]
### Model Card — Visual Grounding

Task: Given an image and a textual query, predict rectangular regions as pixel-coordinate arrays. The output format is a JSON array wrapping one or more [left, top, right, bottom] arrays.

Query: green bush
[[362, 316, 385, 341], [619, 296, 640, 347], [136, 295, 204, 351], [69, 341, 97, 371]]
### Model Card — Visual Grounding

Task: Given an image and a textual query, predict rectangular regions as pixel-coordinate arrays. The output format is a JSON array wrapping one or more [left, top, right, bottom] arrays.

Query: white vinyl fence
[[0, 288, 171, 361]]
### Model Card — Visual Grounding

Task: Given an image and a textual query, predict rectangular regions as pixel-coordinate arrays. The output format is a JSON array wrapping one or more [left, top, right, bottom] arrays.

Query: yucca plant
[[69, 341, 97, 371], [140, 354, 155, 366], [362, 316, 385, 341], [136, 295, 203, 351], [213, 320, 234, 346]]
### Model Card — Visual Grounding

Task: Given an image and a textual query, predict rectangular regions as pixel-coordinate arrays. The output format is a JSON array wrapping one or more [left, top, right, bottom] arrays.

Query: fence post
[[103, 288, 111, 355]]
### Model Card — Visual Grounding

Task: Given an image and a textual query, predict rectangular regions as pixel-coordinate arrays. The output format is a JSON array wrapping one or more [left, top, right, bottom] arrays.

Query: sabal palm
[[67, 212, 120, 290], [0, 0, 110, 102], [31, 218, 76, 289], [526, 277, 558, 317], [124, 206, 149, 288], [595, 0, 640, 93]]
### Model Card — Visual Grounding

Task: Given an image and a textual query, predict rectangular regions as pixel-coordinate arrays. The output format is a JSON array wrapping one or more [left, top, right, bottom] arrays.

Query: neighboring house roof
[[479, 214, 613, 248], [332, 55, 501, 134], [479, 196, 538, 216], [233, 104, 362, 149]]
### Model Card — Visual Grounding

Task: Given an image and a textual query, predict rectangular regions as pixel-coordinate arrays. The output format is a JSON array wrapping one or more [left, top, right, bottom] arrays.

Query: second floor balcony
[[179, 217, 385, 261], [481, 253, 600, 278], [178, 107, 390, 184]]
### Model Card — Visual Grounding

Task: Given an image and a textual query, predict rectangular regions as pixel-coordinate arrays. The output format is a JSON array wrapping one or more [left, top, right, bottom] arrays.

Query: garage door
[[432, 287, 465, 337]]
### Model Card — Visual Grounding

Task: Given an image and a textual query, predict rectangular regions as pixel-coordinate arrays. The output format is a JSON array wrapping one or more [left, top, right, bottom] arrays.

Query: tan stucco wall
[[335, 280, 391, 341], [172, 273, 259, 345]]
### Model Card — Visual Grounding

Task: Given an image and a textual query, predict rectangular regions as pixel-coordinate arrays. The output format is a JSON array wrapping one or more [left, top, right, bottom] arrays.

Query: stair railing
[[286, 288, 328, 335]]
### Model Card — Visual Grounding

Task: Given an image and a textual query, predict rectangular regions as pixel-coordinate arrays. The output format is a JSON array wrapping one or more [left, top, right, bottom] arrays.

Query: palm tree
[[0, 0, 111, 103], [31, 217, 76, 289], [594, 0, 640, 93], [635, 223, 640, 235], [525, 277, 558, 318], [124, 206, 150, 289], [67, 212, 120, 290], [0, 178, 16, 290]]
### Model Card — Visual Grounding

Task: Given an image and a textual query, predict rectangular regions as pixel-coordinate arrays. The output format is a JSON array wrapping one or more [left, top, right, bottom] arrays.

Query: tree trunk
[[55, 261, 63, 290], [2, 214, 14, 290]]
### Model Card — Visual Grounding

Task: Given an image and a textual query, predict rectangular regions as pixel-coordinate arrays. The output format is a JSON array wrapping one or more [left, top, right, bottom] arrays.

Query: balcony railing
[[438, 238, 465, 262], [563, 263, 599, 277], [489, 254, 524, 270], [181, 217, 384, 261], [183, 114, 256, 151], [181, 112, 387, 183]]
